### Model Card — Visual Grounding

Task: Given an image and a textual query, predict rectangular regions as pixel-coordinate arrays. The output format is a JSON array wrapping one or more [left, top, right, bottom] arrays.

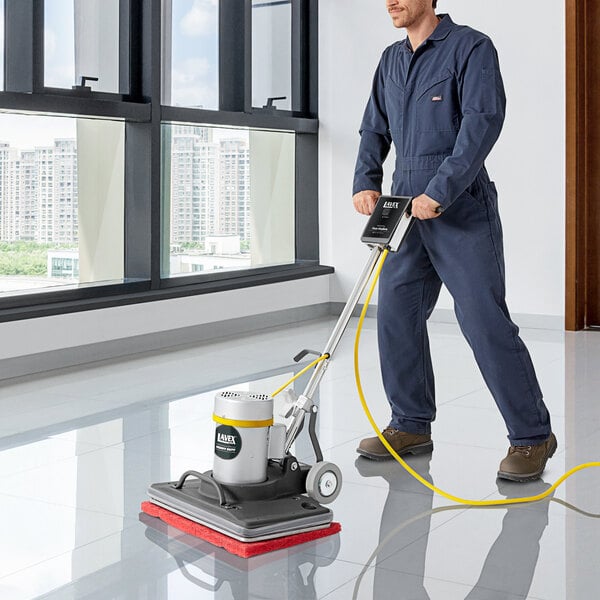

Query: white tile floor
[[0, 317, 599, 599]]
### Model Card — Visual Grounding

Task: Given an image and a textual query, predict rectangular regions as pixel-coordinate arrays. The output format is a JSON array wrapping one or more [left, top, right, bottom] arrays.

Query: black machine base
[[147, 456, 333, 542]]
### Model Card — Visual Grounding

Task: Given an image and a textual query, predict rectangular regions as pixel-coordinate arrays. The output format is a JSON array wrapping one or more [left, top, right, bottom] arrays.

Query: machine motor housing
[[213, 391, 285, 485]]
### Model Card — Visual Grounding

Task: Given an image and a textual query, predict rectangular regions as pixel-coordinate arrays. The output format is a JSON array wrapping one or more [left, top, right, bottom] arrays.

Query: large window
[[162, 124, 295, 278], [0, 0, 324, 320], [0, 114, 124, 297]]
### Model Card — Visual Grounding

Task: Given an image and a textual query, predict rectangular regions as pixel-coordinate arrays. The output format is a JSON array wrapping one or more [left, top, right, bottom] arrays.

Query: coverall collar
[[403, 13, 454, 52]]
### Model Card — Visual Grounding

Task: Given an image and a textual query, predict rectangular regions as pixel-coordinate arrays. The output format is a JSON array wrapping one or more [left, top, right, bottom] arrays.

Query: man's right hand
[[353, 190, 381, 215]]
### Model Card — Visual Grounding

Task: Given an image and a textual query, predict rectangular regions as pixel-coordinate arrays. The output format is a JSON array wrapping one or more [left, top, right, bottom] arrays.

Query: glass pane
[[252, 0, 292, 111], [162, 124, 295, 278], [45, 0, 122, 93], [0, 113, 125, 296], [164, 0, 219, 109]]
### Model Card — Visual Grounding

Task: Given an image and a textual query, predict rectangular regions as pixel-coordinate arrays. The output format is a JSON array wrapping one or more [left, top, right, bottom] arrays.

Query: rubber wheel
[[305, 461, 342, 504]]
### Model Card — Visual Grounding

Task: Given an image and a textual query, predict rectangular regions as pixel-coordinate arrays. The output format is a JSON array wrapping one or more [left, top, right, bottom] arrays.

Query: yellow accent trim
[[355, 248, 600, 507], [213, 414, 273, 428]]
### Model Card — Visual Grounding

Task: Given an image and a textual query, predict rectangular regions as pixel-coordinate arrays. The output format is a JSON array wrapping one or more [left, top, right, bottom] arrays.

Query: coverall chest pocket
[[384, 76, 404, 135], [416, 70, 459, 133]]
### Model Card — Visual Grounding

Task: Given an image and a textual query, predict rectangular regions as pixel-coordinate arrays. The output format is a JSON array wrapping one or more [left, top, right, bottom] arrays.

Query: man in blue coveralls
[[354, 0, 556, 481]]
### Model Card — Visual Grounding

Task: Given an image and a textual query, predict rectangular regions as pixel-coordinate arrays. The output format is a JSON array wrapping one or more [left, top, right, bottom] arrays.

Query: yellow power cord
[[355, 249, 600, 506], [271, 353, 329, 398]]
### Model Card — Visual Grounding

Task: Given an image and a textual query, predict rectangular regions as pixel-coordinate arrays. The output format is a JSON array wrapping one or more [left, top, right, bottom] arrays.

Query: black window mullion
[[291, 0, 306, 114], [32, 0, 44, 92], [294, 0, 318, 261], [4, 0, 44, 93], [295, 132, 319, 262], [219, 0, 251, 112], [306, 0, 318, 117], [123, 0, 155, 284], [119, 0, 132, 96], [150, 0, 163, 289]]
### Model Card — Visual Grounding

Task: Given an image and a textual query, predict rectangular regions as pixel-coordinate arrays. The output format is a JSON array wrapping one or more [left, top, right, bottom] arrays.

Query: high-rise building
[[170, 126, 216, 244], [34, 147, 55, 244], [0, 128, 251, 253], [52, 139, 78, 244], [0, 139, 78, 245], [218, 138, 250, 242], [0, 143, 13, 241], [16, 151, 38, 242]]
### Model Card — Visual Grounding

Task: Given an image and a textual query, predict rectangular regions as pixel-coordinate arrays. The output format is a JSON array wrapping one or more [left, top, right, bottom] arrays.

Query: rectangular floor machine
[[142, 195, 415, 548]]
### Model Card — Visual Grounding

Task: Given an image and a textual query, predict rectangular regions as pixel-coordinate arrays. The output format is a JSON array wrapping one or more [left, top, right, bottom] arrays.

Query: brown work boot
[[497, 433, 557, 482], [357, 428, 433, 461]]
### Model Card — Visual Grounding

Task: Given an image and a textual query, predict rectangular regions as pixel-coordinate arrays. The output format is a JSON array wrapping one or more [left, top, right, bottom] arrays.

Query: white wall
[[0, 277, 330, 361], [319, 1, 565, 319]]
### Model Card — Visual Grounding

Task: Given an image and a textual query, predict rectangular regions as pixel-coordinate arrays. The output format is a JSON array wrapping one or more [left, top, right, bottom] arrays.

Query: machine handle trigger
[[293, 348, 322, 363], [404, 198, 443, 216]]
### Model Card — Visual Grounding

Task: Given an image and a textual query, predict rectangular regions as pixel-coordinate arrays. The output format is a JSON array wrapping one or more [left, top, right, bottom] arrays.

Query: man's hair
[[432, 0, 437, 7]]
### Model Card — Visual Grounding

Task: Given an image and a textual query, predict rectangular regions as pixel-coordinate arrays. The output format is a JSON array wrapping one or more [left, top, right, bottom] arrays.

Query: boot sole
[[497, 435, 558, 483], [356, 440, 434, 461]]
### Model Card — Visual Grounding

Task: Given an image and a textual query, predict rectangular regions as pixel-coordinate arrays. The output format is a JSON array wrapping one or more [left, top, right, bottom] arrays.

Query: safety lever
[[293, 349, 322, 362]]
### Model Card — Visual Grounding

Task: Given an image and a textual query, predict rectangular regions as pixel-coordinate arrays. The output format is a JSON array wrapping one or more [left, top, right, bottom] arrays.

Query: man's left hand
[[411, 194, 442, 220]]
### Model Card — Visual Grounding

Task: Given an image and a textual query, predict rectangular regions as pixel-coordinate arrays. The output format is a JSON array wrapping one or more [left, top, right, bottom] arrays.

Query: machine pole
[[284, 245, 385, 452]]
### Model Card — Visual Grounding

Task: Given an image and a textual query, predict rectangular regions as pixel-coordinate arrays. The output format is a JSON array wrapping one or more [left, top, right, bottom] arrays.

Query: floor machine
[[142, 195, 415, 550]]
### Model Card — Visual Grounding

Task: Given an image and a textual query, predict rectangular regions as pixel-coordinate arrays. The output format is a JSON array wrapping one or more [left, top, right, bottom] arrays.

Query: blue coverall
[[353, 15, 552, 446]]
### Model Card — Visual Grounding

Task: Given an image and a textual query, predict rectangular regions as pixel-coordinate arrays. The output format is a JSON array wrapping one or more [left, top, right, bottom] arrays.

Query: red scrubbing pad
[[140, 501, 341, 558]]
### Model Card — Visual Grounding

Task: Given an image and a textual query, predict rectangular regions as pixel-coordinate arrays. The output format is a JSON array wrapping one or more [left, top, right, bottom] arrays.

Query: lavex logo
[[383, 201, 399, 209], [215, 425, 242, 460], [217, 432, 237, 444]]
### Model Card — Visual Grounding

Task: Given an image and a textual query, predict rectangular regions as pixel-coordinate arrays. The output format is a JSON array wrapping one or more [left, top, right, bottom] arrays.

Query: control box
[[360, 195, 414, 251]]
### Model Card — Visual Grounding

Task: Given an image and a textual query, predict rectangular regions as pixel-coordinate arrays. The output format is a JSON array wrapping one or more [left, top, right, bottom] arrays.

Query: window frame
[[0, 0, 329, 323]]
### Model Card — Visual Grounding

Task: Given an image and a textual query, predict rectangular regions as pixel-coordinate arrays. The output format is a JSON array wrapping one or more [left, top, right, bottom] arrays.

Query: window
[[163, 0, 219, 109], [45, 0, 124, 93], [162, 124, 295, 278], [252, 0, 292, 111], [0, 114, 124, 297], [0, 0, 324, 320]]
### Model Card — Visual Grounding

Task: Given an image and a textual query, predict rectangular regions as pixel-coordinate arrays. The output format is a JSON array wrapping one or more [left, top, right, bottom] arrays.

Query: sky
[[170, 0, 219, 108]]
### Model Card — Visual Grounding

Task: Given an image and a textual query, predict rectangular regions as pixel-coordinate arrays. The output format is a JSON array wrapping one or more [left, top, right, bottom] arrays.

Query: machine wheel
[[306, 461, 342, 504]]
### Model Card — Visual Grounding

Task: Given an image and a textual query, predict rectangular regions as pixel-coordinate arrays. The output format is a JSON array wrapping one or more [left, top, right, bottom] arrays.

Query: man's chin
[[390, 16, 408, 29]]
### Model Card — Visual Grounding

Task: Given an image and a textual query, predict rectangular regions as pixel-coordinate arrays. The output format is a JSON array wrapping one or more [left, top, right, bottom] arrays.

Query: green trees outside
[[0, 241, 76, 276]]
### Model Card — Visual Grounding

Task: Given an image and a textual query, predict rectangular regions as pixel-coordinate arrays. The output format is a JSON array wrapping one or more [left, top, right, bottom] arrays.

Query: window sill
[[0, 263, 334, 323]]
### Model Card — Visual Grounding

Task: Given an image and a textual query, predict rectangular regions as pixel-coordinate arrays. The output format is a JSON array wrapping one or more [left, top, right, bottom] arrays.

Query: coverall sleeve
[[352, 57, 393, 195], [424, 37, 506, 209]]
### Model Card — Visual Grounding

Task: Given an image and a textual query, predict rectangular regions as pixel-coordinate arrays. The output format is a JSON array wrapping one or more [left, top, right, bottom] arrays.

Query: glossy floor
[[0, 317, 598, 599]]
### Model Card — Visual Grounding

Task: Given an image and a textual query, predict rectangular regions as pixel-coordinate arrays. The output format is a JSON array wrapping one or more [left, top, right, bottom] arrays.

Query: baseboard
[[328, 303, 563, 331], [426, 308, 563, 331]]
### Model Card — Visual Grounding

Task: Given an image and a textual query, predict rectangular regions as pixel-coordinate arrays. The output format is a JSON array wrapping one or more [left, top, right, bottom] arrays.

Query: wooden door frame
[[566, 0, 600, 330]]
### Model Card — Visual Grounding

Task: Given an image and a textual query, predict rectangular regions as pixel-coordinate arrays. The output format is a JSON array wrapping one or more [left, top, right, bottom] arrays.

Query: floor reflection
[[140, 511, 341, 600], [352, 458, 555, 600]]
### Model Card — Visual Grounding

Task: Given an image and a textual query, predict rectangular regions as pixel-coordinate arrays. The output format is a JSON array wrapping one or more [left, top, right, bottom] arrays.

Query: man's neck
[[407, 13, 441, 52]]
